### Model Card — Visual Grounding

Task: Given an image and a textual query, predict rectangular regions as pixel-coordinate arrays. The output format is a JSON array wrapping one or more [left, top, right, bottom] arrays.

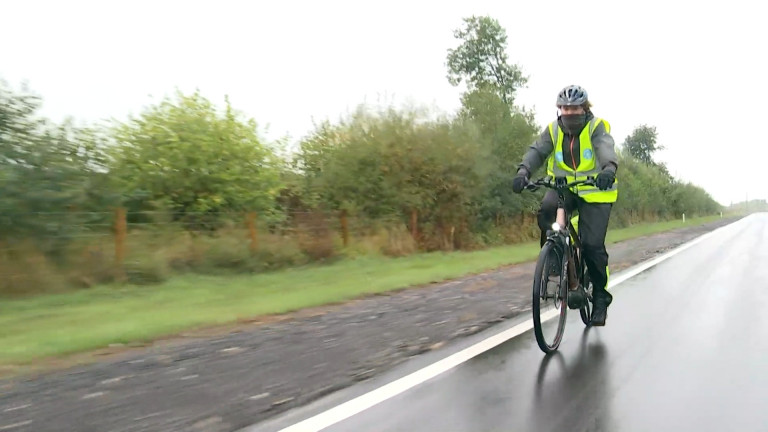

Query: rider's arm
[[592, 121, 619, 173], [517, 127, 554, 176]]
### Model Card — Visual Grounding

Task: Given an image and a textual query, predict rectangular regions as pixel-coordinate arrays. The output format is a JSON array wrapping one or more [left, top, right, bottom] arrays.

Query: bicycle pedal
[[567, 289, 586, 310]]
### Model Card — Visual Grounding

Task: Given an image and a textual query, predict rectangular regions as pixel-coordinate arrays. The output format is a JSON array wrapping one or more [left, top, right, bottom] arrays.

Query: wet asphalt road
[[252, 214, 768, 432]]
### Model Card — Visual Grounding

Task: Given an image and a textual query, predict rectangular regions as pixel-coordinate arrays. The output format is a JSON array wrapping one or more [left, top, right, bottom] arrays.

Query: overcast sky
[[3, 0, 765, 206]]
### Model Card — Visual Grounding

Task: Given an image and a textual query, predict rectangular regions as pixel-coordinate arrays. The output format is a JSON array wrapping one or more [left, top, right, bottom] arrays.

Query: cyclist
[[511, 84, 618, 326]]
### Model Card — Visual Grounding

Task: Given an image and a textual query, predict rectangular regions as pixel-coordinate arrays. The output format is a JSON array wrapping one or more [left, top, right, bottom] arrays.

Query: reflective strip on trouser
[[599, 265, 613, 304], [570, 214, 579, 234]]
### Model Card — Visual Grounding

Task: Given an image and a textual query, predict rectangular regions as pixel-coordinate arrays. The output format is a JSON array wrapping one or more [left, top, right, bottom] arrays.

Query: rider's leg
[[537, 190, 578, 278], [577, 200, 613, 324], [536, 189, 578, 247], [537, 190, 558, 247]]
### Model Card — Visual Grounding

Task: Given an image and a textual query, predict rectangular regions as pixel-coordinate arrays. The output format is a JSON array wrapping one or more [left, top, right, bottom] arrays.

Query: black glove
[[512, 168, 529, 194], [596, 168, 616, 191]]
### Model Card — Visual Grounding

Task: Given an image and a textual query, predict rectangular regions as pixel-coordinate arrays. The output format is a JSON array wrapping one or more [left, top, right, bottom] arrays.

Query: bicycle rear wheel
[[580, 269, 592, 326], [532, 241, 568, 353]]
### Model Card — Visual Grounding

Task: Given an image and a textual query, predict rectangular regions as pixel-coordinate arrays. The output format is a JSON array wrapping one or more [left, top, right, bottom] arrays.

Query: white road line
[[274, 219, 743, 432], [2, 404, 31, 413], [0, 421, 33, 431]]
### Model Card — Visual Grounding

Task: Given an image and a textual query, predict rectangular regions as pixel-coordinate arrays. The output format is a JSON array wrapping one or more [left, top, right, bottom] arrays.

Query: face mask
[[561, 114, 587, 134]]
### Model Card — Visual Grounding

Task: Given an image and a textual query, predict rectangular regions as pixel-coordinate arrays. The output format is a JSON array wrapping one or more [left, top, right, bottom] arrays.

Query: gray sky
[[3, 0, 764, 206]]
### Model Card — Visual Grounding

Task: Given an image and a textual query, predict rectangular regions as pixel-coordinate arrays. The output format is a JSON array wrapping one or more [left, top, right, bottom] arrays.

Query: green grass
[[0, 215, 732, 366], [606, 214, 723, 243]]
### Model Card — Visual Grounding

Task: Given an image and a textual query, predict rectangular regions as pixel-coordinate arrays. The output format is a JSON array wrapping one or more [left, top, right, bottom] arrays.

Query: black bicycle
[[525, 176, 596, 353]]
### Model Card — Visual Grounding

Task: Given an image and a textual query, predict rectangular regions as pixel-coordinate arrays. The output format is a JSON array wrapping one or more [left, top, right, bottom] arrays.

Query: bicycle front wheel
[[532, 241, 568, 353]]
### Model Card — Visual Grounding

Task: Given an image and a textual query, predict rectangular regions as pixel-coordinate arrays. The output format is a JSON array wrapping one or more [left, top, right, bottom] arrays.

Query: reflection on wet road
[[255, 215, 768, 432]]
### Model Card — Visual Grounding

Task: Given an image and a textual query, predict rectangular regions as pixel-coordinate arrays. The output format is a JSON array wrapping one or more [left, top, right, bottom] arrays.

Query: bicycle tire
[[532, 241, 568, 353], [579, 267, 592, 326]]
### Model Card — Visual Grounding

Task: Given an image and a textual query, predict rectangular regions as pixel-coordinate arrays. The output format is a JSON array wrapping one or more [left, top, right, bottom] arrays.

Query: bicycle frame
[[525, 175, 599, 351], [548, 192, 580, 288], [528, 176, 595, 290]]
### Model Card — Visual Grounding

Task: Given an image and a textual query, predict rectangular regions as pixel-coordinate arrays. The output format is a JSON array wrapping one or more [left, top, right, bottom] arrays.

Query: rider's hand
[[512, 168, 529, 194], [596, 167, 616, 191]]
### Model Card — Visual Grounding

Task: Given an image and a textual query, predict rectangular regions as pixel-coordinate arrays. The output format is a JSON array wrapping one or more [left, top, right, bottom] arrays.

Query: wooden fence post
[[247, 212, 258, 254], [114, 207, 127, 281], [340, 210, 349, 247]]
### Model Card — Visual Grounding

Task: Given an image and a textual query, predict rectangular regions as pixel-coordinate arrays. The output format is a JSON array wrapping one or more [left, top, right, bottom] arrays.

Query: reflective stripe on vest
[[546, 118, 618, 203]]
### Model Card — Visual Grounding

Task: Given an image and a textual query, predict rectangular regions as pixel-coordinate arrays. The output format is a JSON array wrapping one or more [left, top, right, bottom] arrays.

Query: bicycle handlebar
[[524, 176, 596, 192]]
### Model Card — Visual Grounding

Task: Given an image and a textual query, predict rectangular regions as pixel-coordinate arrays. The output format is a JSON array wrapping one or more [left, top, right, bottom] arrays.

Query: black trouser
[[537, 189, 613, 303]]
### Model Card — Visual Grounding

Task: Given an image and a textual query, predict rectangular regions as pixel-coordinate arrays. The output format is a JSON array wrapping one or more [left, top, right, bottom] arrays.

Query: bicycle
[[524, 176, 597, 354]]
